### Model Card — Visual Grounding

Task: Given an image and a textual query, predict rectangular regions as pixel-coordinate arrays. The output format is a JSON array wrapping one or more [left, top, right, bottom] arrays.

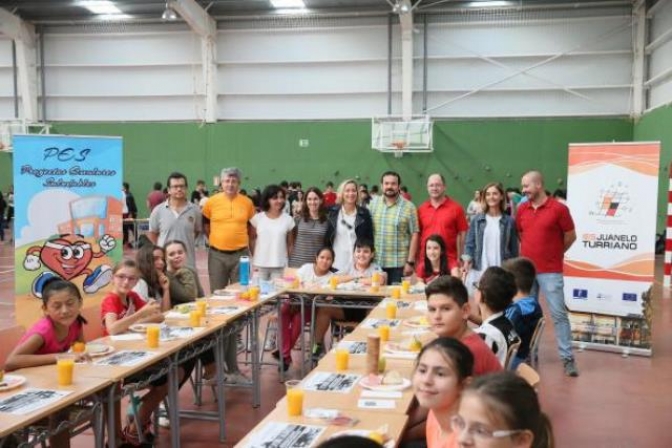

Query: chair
[[0, 325, 26, 366], [505, 340, 521, 371], [81, 305, 105, 341], [528, 317, 546, 368], [330, 320, 358, 349], [516, 362, 540, 389]]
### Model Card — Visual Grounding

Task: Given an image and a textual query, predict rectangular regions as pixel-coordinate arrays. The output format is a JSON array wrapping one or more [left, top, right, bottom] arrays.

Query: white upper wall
[[648, 0, 672, 110], [0, 37, 15, 120], [4, 6, 637, 121]]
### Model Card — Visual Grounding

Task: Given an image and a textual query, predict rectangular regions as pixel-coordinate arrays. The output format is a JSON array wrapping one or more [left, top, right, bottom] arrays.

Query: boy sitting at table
[[473, 266, 521, 367], [311, 238, 385, 360], [502, 257, 543, 370], [404, 275, 502, 443]]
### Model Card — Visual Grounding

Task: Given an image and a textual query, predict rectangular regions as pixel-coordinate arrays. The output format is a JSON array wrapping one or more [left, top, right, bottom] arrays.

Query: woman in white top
[[251, 184, 296, 281], [324, 179, 374, 272], [462, 182, 519, 297]]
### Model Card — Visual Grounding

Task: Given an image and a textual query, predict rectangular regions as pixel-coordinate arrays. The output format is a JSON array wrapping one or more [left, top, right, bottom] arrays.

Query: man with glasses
[[202, 167, 256, 384], [148, 172, 202, 269]]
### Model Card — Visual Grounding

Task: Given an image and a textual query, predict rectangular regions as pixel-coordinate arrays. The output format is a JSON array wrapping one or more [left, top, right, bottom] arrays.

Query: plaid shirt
[[369, 195, 419, 268]]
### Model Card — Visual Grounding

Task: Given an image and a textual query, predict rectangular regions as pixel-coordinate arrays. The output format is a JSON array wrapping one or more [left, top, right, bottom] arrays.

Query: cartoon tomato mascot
[[23, 233, 116, 298]]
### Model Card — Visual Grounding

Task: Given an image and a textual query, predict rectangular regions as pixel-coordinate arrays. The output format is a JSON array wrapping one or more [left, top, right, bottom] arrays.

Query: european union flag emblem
[[622, 293, 637, 302], [573, 289, 588, 299]]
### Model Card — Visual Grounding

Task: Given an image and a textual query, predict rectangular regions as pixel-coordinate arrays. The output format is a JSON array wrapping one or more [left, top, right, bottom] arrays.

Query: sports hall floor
[[0, 233, 671, 448]]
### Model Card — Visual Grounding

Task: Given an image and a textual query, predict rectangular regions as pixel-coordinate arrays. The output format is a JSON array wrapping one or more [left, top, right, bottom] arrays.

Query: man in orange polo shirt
[[202, 167, 256, 384]]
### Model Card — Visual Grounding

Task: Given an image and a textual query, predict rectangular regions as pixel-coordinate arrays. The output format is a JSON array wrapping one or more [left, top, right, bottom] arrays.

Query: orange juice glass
[[391, 286, 401, 300], [189, 310, 202, 327], [292, 277, 300, 289], [147, 324, 161, 348], [71, 341, 86, 354], [402, 279, 411, 294], [195, 299, 207, 316], [335, 348, 350, 371], [385, 302, 397, 319], [56, 354, 75, 386], [285, 380, 304, 417], [249, 286, 260, 301], [378, 325, 390, 342], [329, 276, 339, 290], [372, 271, 381, 285]]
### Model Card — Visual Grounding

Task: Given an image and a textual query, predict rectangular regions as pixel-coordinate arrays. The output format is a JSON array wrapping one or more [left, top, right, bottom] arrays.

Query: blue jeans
[[383, 267, 404, 284], [532, 273, 574, 361]]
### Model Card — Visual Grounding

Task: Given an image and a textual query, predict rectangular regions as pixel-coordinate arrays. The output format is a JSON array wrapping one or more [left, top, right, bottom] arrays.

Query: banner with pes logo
[[13, 134, 123, 330], [564, 142, 659, 356]]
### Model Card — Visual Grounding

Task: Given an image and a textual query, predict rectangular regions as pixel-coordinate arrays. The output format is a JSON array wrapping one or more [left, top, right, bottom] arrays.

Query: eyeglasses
[[450, 415, 524, 440], [115, 274, 138, 282]]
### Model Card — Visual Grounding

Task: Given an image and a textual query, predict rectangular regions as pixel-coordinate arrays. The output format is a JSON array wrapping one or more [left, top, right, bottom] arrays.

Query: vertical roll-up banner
[[13, 135, 123, 329], [564, 142, 660, 356]]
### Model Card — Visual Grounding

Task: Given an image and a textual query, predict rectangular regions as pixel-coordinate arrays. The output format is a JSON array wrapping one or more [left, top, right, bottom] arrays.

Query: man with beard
[[417, 173, 468, 277], [369, 171, 419, 284], [516, 170, 579, 377]]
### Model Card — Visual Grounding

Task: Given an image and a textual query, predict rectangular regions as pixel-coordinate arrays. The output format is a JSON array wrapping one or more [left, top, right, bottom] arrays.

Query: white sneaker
[[264, 329, 277, 351], [158, 416, 171, 428], [226, 372, 251, 385]]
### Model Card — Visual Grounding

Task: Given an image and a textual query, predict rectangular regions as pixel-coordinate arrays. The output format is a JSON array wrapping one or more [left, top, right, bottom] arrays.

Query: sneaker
[[264, 328, 277, 351], [83, 265, 113, 294], [311, 344, 325, 363], [226, 372, 251, 385], [157, 403, 170, 428], [563, 358, 579, 377]]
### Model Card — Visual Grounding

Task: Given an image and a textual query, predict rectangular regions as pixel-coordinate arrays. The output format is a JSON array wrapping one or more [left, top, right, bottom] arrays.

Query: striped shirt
[[369, 195, 419, 268], [288, 218, 328, 268]]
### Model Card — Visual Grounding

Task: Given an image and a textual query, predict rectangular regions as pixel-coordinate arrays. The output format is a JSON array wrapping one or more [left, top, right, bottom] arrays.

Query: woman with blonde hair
[[462, 182, 518, 297], [324, 179, 374, 271]]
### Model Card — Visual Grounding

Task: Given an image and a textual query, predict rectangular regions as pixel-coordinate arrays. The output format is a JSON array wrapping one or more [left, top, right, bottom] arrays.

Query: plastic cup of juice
[[195, 299, 207, 316], [401, 278, 411, 294], [56, 354, 75, 386], [385, 302, 397, 320], [285, 380, 304, 417], [189, 310, 202, 327], [329, 276, 339, 290], [335, 348, 350, 371], [146, 324, 161, 348], [391, 286, 401, 300], [378, 325, 390, 342]]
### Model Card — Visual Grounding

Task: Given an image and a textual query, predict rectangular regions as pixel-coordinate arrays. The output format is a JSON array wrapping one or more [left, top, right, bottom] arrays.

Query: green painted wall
[[1, 118, 633, 218], [633, 104, 672, 231]]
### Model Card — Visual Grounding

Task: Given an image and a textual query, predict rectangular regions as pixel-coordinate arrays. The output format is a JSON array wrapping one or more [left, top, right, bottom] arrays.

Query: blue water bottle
[[239, 256, 250, 286]]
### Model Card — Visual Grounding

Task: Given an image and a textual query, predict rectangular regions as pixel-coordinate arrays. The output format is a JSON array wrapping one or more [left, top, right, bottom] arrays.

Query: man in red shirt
[[516, 170, 579, 377], [146, 181, 165, 213], [417, 173, 468, 277]]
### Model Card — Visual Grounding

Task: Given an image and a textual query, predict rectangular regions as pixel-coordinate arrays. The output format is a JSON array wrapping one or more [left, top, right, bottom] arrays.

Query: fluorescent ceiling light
[[469, 1, 513, 6], [270, 0, 306, 8], [98, 14, 132, 21], [78, 1, 122, 15]]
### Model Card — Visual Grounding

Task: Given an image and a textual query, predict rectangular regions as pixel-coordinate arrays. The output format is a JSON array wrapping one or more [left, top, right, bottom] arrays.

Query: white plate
[[413, 300, 428, 311], [359, 375, 411, 392], [86, 344, 114, 357], [384, 342, 421, 356], [403, 316, 430, 329], [129, 324, 149, 333], [0, 374, 27, 392]]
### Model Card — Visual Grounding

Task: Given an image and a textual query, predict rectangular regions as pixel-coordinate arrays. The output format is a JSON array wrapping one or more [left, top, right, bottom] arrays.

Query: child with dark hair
[[474, 266, 520, 366], [502, 257, 544, 370]]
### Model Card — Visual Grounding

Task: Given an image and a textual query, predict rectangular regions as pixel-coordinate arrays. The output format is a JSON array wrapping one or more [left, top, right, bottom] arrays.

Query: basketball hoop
[[392, 140, 406, 158]]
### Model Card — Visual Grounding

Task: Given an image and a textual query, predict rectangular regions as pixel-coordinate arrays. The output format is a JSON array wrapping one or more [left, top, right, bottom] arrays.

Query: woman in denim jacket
[[462, 182, 518, 294]]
